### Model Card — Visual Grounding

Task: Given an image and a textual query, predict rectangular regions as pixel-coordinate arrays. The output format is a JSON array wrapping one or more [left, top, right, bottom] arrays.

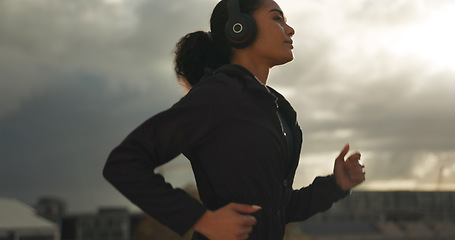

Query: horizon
[[1, 0, 454, 213]]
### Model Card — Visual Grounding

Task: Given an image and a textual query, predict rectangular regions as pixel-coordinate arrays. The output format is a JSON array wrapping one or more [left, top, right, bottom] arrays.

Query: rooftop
[[0, 197, 58, 231]]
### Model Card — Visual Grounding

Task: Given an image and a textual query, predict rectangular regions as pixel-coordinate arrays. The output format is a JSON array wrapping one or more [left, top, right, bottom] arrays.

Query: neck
[[231, 51, 270, 85]]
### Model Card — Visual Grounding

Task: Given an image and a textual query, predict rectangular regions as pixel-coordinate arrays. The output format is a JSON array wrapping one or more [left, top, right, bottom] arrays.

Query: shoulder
[[183, 71, 244, 103], [198, 71, 244, 92]]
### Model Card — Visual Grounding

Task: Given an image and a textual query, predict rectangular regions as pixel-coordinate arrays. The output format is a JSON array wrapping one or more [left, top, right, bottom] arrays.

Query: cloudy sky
[[1, 0, 454, 213]]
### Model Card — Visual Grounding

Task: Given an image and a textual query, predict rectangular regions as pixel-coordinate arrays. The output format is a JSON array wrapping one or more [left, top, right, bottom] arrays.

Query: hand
[[193, 203, 261, 240], [333, 144, 366, 191]]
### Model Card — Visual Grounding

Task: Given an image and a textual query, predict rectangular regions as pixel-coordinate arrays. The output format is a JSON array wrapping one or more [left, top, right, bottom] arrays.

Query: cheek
[[257, 28, 283, 47], [256, 22, 282, 39]]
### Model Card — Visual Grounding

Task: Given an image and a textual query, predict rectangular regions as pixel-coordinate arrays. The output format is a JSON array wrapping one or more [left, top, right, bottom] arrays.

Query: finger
[[350, 173, 366, 183], [346, 152, 361, 165], [240, 215, 257, 226], [346, 167, 361, 176], [347, 162, 364, 171], [346, 154, 363, 171], [349, 168, 366, 180], [235, 227, 252, 240], [229, 203, 262, 214], [345, 160, 363, 171], [347, 167, 365, 179], [336, 144, 350, 161], [242, 225, 253, 234], [238, 233, 249, 240], [348, 167, 365, 176], [348, 152, 362, 161]]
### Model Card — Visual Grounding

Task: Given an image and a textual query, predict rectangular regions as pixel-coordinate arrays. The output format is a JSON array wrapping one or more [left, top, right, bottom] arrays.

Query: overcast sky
[[1, 0, 454, 213]]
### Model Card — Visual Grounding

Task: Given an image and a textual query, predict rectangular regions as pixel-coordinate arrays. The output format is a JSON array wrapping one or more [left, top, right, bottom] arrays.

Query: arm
[[286, 144, 365, 222], [103, 83, 222, 235], [103, 77, 264, 238], [103, 106, 210, 235], [286, 175, 349, 222]]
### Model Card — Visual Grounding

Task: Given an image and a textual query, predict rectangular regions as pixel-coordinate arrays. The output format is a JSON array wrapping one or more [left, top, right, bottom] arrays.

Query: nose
[[286, 23, 295, 37]]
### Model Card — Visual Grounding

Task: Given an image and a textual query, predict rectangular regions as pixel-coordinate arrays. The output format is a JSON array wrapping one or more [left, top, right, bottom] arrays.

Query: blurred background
[[1, 0, 454, 239]]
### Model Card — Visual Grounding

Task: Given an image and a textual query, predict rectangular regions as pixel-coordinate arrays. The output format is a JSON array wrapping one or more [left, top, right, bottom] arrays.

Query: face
[[248, 0, 295, 67]]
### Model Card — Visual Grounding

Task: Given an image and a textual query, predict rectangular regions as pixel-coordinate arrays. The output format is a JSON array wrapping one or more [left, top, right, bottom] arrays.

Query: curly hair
[[174, 0, 263, 87]]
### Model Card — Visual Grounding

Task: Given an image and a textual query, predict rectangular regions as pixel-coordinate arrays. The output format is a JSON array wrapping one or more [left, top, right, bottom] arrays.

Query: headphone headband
[[227, 0, 241, 16], [225, 0, 257, 48]]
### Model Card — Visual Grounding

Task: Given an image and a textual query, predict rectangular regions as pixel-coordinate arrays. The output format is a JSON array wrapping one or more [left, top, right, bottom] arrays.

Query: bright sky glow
[[103, 0, 123, 4], [387, 6, 455, 71]]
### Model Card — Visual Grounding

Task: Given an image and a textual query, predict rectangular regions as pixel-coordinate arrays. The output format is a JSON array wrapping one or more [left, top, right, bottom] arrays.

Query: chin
[[287, 54, 294, 62], [275, 55, 294, 66]]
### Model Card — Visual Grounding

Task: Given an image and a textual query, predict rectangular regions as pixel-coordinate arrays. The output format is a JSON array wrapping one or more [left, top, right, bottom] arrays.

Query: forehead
[[256, 0, 283, 14], [260, 0, 282, 11]]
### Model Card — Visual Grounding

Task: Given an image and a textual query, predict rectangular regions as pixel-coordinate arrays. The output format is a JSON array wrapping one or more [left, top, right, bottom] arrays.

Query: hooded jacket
[[103, 64, 349, 239]]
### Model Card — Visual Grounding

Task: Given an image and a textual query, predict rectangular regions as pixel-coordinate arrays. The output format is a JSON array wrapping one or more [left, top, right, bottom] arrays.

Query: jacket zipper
[[275, 112, 285, 137], [262, 85, 289, 170], [255, 77, 291, 225]]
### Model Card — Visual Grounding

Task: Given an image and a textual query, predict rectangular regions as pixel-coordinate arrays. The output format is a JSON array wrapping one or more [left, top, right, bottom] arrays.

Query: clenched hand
[[193, 203, 261, 240], [333, 144, 366, 191]]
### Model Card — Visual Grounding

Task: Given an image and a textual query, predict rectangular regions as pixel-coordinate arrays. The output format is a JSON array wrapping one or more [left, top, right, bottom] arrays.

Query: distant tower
[[35, 196, 67, 224], [437, 166, 444, 191]]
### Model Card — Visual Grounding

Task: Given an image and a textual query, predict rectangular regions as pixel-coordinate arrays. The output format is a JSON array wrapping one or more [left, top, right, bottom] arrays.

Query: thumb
[[336, 144, 350, 162], [228, 203, 262, 214]]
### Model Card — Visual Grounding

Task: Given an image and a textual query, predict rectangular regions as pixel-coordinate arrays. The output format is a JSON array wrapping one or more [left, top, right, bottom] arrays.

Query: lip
[[284, 40, 294, 48], [284, 39, 293, 45]]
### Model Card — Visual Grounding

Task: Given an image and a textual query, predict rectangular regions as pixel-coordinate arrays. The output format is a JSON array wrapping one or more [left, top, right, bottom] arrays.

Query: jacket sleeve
[[286, 175, 350, 223], [103, 80, 224, 236]]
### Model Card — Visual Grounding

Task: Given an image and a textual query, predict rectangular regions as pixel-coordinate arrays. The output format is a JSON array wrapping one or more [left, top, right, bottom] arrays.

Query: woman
[[103, 0, 366, 239]]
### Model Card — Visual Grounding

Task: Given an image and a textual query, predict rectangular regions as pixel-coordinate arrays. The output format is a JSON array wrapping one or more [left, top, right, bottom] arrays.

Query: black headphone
[[225, 0, 257, 49]]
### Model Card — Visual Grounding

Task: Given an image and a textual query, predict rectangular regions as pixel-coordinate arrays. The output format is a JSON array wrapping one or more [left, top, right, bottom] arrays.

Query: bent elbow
[[102, 159, 116, 184]]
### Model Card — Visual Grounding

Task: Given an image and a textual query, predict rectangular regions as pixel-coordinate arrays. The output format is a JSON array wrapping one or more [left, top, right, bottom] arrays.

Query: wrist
[[193, 210, 213, 234], [330, 174, 351, 195]]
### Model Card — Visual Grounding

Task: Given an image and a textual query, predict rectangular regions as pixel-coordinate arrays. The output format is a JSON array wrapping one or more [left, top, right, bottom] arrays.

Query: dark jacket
[[103, 64, 349, 240]]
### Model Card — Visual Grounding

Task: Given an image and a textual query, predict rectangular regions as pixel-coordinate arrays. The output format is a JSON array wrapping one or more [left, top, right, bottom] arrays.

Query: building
[[61, 209, 191, 240], [294, 191, 455, 240], [35, 197, 67, 225], [309, 191, 455, 222], [61, 208, 131, 240], [0, 197, 60, 240], [59, 184, 200, 240]]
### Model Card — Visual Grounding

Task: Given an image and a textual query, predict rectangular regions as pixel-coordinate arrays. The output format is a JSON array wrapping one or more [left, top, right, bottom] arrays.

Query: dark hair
[[174, 0, 263, 87]]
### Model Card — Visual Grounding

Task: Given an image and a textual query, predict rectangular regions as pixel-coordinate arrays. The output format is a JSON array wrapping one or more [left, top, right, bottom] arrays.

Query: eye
[[273, 16, 284, 22]]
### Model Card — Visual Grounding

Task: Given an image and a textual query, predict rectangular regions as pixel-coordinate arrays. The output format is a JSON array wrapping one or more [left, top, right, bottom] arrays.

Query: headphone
[[225, 0, 257, 48]]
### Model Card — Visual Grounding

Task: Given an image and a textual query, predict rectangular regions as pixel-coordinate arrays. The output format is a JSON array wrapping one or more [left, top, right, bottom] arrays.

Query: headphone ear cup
[[225, 13, 257, 49]]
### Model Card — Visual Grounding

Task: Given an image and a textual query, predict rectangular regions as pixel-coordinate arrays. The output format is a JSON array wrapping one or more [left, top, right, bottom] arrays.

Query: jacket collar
[[213, 64, 277, 99], [213, 64, 257, 82], [213, 64, 298, 127]]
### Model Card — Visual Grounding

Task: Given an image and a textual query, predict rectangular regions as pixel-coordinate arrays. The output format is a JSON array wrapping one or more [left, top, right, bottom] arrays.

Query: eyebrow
[[269, 9, 286, 21]]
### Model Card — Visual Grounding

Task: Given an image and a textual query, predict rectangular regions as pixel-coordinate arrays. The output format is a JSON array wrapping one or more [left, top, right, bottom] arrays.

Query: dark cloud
[[1, 0, 454, 212], [0, 0, 209, 211], [0, 71, 181, 211], [0, 0, 213, 116]]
